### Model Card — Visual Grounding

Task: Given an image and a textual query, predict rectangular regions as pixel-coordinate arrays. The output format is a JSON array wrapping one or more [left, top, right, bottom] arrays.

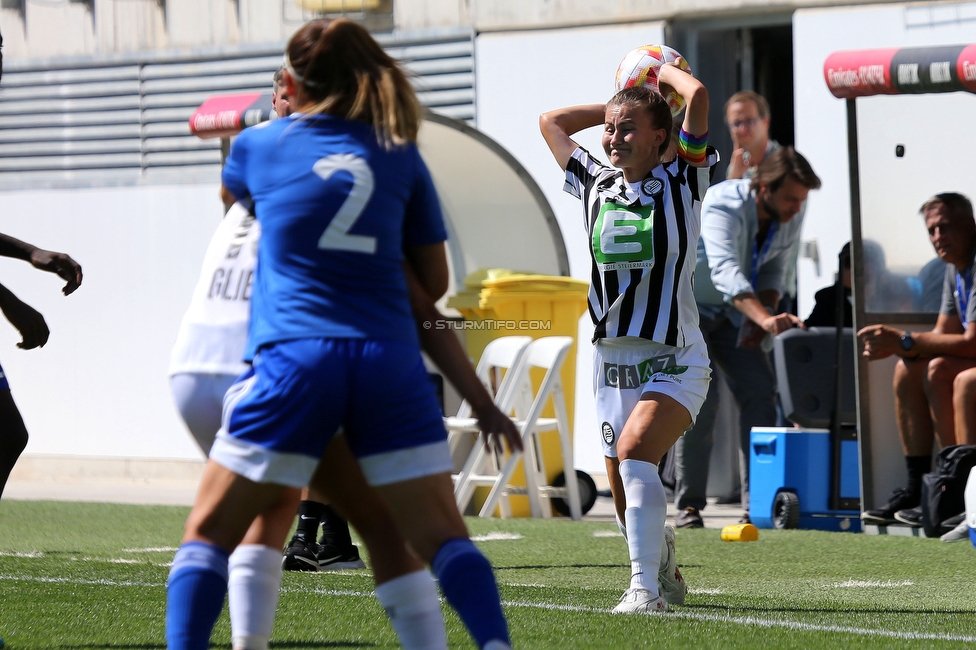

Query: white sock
[[228, 544, 283, 650], [615, 513, 628, 542], [620, 459, 667, 594], [374, 569, 447, 650]]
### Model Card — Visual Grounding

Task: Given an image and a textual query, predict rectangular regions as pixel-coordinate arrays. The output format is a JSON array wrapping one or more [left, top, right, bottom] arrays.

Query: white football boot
[[657, 524, 687, 605], [612, 587, 668, 614]]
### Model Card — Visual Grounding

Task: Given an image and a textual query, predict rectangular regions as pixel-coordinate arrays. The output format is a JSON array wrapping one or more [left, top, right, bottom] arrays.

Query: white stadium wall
[[474, 21, 666, 477], [0, 30, 480, 480], [0, 184, 222, 462]]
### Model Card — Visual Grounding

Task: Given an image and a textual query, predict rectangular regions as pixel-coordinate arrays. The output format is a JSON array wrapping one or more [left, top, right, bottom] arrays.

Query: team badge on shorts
[[602, 421, 615, 445], [642, 178, 664, 197]]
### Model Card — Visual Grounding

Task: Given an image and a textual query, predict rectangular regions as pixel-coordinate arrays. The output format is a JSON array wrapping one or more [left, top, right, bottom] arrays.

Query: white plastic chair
[[455, 336, 583, 521], [445, 336, 531, 516]]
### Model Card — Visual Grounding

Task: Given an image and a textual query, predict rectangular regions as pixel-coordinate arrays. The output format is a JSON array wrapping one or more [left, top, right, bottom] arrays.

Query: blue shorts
[[0, 360, 8, 391], [209, 338, 452, 488]]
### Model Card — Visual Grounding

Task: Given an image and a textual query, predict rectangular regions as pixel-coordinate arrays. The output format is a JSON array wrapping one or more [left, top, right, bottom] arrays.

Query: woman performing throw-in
[[540, 61, 714, 613]]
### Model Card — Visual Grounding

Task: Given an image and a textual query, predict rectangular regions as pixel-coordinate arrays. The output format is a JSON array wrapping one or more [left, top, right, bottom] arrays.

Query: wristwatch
[[899, 332, 915, 353]]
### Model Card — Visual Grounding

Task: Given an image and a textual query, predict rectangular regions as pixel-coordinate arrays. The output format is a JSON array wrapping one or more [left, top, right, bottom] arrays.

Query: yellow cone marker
[[721, 523, 759, 541]]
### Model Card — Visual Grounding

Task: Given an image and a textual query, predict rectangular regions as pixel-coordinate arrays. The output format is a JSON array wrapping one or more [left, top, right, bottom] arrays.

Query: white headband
[[282, 53, 323, 89]]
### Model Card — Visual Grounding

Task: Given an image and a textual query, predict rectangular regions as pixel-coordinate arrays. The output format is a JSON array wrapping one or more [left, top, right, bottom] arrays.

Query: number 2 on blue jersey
[[313, 153, 377, 254]]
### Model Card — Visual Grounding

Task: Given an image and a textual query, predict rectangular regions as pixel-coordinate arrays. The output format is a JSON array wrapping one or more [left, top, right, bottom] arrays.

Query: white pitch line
[[122, 547, 179, 553], [282, 586, 375, 598], [0, 574, 160, 588], [470, 532, 523, 542], [664, 611, 976, 644], [1, 573, 973, 644], [592, 531, 623, 538], [827, 580, 914, 588], [503, 600, 976, 643]]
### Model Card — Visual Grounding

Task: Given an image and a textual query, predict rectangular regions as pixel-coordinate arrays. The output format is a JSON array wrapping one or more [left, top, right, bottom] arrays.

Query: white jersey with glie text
[[564, 147, 715, 347], [169, 201, 258, 377]]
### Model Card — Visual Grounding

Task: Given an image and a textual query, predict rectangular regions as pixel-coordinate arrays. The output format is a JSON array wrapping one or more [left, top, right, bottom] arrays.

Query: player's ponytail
[[285, 19, 422, 148]]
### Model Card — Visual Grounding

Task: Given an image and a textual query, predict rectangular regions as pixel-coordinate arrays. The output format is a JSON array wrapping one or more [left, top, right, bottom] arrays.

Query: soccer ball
[[614, 44, 692, 116]]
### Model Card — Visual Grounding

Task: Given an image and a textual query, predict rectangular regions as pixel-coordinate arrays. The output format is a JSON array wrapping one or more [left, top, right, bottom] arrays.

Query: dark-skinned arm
[[0, 233, 82, 296]]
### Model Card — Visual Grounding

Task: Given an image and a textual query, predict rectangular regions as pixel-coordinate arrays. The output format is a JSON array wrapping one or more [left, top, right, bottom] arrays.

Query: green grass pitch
[[1, 500, 975, 648]]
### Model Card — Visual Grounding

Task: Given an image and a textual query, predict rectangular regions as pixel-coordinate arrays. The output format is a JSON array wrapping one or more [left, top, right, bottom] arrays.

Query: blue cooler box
[[749, 427, 861, 532]]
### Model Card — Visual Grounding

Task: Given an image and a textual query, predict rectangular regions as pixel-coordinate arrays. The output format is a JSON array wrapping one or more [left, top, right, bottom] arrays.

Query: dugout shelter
[[824, 44, 976, 526]]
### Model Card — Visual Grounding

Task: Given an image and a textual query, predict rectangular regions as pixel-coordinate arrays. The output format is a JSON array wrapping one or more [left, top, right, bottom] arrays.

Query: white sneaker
[[658, 524, 686, 605], [940, 519, 971, 542], [612, 587, 668, 614]]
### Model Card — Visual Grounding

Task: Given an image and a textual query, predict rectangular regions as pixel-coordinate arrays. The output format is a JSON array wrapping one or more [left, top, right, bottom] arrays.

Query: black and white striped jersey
[[564, 147, 716, 346]]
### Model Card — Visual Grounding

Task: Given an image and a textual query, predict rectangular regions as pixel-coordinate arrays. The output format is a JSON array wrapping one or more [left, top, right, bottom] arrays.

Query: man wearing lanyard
[[673, 147, 821, 528], [859, 192, 976, 528], [725, 91, 805, 316]]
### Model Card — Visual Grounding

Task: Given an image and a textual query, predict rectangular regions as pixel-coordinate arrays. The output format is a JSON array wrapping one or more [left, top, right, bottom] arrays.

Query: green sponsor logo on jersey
[[636, 355, 688, 381], [603, 354, 688, 389], [592, 201, 654, 269]]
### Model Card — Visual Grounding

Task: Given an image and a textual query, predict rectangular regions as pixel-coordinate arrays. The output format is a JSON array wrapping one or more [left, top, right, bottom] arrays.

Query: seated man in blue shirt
[[859, 192, 976, 527]]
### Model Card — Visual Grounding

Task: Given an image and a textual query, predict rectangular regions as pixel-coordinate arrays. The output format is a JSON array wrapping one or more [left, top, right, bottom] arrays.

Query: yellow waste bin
[[447, 269, 589, 516]]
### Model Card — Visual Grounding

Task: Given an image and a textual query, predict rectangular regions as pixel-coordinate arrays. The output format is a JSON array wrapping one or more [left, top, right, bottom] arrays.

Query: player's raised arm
[[539, 104, 605, 171], [658, 62, 707, 139]]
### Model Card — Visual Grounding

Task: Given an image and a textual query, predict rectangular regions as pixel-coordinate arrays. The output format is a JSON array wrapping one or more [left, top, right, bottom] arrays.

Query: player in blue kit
[[165, 18, 516, 650]]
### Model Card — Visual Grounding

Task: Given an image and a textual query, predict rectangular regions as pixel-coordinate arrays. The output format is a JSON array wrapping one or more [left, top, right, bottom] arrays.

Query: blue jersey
[[222, 114, 448, 358]]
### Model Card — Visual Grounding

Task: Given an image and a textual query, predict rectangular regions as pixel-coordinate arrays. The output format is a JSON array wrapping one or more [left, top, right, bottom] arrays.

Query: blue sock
[[432, 537, 509, 648], [166, 541, 230, 650]]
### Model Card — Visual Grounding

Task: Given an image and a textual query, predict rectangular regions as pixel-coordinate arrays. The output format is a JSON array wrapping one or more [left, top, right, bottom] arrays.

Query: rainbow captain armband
[[677, 128, 708, 165]]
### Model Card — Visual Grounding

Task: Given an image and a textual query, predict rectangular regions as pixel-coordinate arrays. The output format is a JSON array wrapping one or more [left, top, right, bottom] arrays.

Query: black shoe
[[317, 542, 366, 571], [941, 512, 966, 529], [282, 536, 322, 572], [894, 506, 924, 527], [675, 506, 704, 529], [738, 511, 751, 525], [861, 488, 919, 525]]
